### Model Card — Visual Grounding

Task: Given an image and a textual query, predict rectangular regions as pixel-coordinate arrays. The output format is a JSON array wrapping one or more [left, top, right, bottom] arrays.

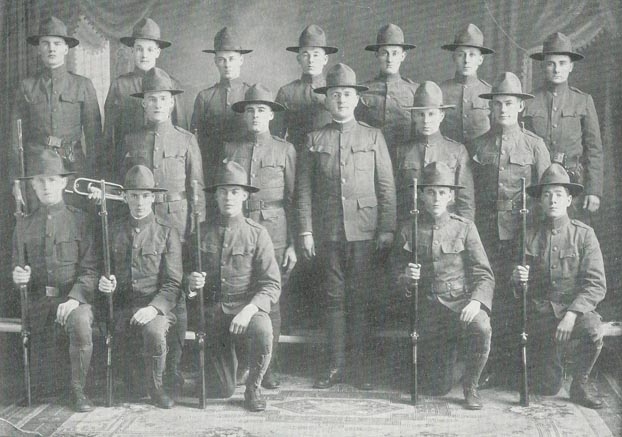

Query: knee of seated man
[[66, 305, 93, 343]]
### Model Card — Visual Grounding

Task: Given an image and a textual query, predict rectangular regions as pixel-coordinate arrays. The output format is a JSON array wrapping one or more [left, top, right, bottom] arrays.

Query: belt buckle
[[45, 286, 60, 297], [552, 152, 565, 166], [46, 136, 62, 148]]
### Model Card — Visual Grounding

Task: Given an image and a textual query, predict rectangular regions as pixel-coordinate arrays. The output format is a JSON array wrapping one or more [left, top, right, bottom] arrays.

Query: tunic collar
[[219, 77, 243, 89], [414, 131, 443, 145], [217, 213, 245, 228], [546, 81, 568, 95], [129, 211, 155, 230], [545, 214, 570, 230], [378, 72, 401, 82], [331, 117, 357, 132], [301, 73, 325, 86], [43, 64, 68, 80], [246, 130, 272, 144], [146, 119, 174, 134], [422, 210, 451, 226], [493, 123, 521, 136], [40, 200, 66, 216], [132, 68, 147, 78], [454, 73, 479, 86]]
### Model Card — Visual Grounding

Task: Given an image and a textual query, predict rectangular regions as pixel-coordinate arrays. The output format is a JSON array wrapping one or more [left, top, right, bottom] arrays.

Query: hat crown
[[538, 162, 573, 186], [215, 161, 251, 188], [325, 63, 358, 89], [376, 23, 405, 45], [214, 26, 244, 52], [490, 72, 525, 95], [141, 67, 176, 94], [412, 81, 445, 108], [453, 23, 484, 47], [38, 16, 69, 38], [420, 162, 455, 187], [542, 32, 574, 55], [124, 165, 157, 190], [298, 24, 328, 48], [27, 149, 70, 177], [132, 18, 162, 40], [244, 84, 276, 104]]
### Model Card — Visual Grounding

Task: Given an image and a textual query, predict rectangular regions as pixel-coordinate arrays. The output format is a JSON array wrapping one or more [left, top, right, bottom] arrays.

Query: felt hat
[[479, 72, 534, 100], [530, 32, 584, 62], [203, 27, 252, 54], [313, 63, 368, 94], [441, 23, 494, 54], [231, 84, 285, 113], [205, 161, 259, 193], [404, 81, 455, 110], [526, 163, 583, 197], [120, 18, 171, 49], [20, 149, 75, 179], [412, 162, 464, 189], [365, 23, 416, 51], [122, 165, 167, 192], [27, 16, 79, 48], [286, 24, 338, 54], [131, 67, 183, 98]]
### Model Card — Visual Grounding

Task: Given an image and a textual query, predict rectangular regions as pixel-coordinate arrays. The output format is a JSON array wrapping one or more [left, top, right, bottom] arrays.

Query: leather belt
[[154, 191, 186, 203], [496, 199, 518, 211], [245, 199, 284, 211], [431, 279, 465, 295], [45, 286, 60, 297], [44, 136, 78, 162]]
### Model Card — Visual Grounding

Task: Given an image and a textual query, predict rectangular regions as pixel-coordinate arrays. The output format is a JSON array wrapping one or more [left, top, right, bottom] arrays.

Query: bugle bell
[[70, 177, 125, 201]]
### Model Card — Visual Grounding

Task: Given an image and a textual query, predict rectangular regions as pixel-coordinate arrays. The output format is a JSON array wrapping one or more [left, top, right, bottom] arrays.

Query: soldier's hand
[[98, 275, 117, 294], [13, 265, 31, 285], [512, 265, 529, 284], [87, 186, 103, 205], [230, 304, 258, 335], [131, 306, 158, 326], [460, 300, 481, 325], [282, 245, 297, 273], [376, 232, 394, 251], [12, 180, 25, 207], [301, 234, 315, 260], [405, 263, 421, 285], [56, 298, 79, 326], [555, 311, 577, 343], [189, 272, 206, 290], [583, 195, 600, 212]]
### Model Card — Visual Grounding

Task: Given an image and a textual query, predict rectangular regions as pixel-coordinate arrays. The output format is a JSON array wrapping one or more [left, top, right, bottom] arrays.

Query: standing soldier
[[440, 23, 494, 152], [356, 23, 419, 167], [471, 72, 551, 387], [12, 150, 99, 412], [121, 67, 205, 399], [296, 63, 396, 390], [99, 165, 183, 409], [512, 163, 605, 408], [12, 16, 102, 206], [396, 162, 494, 409], [272, 24, 338, 150], [191, 27, 252, 183], [187, 161, 281, 412], [225, 84, 297, 389], [103, 18, 189, 180], [398, 81, 474, 222], [523, 32, 603, 220]]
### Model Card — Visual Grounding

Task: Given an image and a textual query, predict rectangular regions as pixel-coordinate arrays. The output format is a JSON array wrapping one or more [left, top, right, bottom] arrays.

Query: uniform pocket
[[259, 156, 285, 188], [352, 147, 374, 170], [440, 239, 465, 254], [559, 247, 579, 279], [357, 196, 378, 231], [56, 234, 81, 263], [140, 241, 168, 274], [231, 246, 254, 271]]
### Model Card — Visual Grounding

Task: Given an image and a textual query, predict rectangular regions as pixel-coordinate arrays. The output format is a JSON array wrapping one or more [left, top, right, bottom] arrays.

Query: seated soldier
[[12, 150, 98, 412], [187, 161, 281, 412], [98, 165, 183, 409], [396, 162, 494, 409], [512, 163, 605, 409]]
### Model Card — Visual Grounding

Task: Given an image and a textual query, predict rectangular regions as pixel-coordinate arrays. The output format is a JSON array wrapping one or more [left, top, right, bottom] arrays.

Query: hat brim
[[479, 92, 534, 100], [413, 182, 465, 190], [526, 182, 583, 198], [286, 45, 338, 54], [441, 43, 494, 54], [27, 35, 79, 48], [405, 104, 456, 110], [120, 36, 172, 49], [121, 186, 168, 193], [131, 89, 184, 98], [202, 49, 253, 54], [204, 183, 260, 193], [20, 170, 76, 180], [365, 43, 416, 51], [314, 85, 369, 95], [231, 99, 286, 113], [530, 51, 584, 62]]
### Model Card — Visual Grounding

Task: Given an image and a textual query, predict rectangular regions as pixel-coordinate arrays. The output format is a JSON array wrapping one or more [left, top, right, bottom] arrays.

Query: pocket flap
[[163, 147, 184, 158], [509, 152, 533, 166], [559, 248, 578, 258], [523, 107, 546, 118], [471, 100, 489, 110], [441, 239, 465, 254], [60, 88, 82, 103], [401, 160, 421, 170], [309, 144, 332, 155], [141, 242, 167, 256], [357, 196, 378, 209], [561, 107, 585, 117], [56, 228, 81, 243], [232, 246, 254, 256]]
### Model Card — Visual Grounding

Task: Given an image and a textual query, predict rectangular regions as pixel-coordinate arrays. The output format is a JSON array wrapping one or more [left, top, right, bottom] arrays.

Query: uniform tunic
[[523, 82, 603, 197], [396, 131, 474, 221], [440, 74, 491, 149]]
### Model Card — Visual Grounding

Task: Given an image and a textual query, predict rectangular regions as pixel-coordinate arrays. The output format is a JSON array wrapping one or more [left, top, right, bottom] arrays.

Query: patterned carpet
[[0, 374, 616, 437]]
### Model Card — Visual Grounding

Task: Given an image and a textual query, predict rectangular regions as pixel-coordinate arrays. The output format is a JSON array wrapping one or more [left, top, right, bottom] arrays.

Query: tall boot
[[313, 309, 345, 388], [569, 341, 603, 409], [146, 353, 174, 409], [69, 345, 94, 412], [263, 306, 282, 389], [463, 352, 489, 410], [244, 353, 271, 412]]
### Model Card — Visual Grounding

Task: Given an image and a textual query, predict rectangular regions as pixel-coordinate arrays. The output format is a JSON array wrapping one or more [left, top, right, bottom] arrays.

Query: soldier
[[12, 16, 102, 207], [121, 67, 205, 399], [356, 23, 419, 167], [512, 163, 605, 409], [98, 165, 183, 409], [272, 24, 338, 150], [103, 18, 189, 180], [398, 81, 474, 222], [440, 23, 494, 152], [397, 162, 494, 409], [12, 150, 99, 412], [471, 72, 551, 387], [225, 84, 297, 389], [187, 161, 281, 412], [191, 27, 252, 183], [523, 32, 603, 219], [296, 63, 396, 390]]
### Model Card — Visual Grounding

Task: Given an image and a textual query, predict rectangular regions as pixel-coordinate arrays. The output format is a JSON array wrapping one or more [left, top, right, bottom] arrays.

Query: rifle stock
[[519, 178, 529, 407], [192, 180, 207, 409], [99, 180, 114, 407], [410, 178, 419, 405]]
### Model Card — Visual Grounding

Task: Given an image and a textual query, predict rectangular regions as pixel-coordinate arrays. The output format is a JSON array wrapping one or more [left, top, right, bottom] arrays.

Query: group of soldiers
[[10, 15, 607, 415]]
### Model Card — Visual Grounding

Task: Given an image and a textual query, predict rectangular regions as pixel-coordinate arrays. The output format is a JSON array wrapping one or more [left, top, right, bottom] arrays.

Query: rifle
[[99, 179, 114, 407], [409, 178, 420, 405], [15, 119, 31, 407], [519, 178, 529, 407], [191, 180, 207, 409]]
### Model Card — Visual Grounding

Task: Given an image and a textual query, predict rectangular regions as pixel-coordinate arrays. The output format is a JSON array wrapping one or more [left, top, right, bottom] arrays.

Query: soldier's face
[[142, 91, 175, 123], [244, 104, 274, 133], [325, 87, 359, 121], [376, 46, 406, 75], [543, 54, 574, 84], [31, 175, 67, 206], [216, 186, 249, 218], [38, 36, 68, 69], [124, 190, 155, 219], [297, 47, 328, 76], [413, 108, 445, 136], [452, 46, 484, 77], [215, 51, 244, 80], [540, 186, 572, 218], [421, 187, 454, 218], [133, 39, 161, 71], [491, 96, 524, 127]]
